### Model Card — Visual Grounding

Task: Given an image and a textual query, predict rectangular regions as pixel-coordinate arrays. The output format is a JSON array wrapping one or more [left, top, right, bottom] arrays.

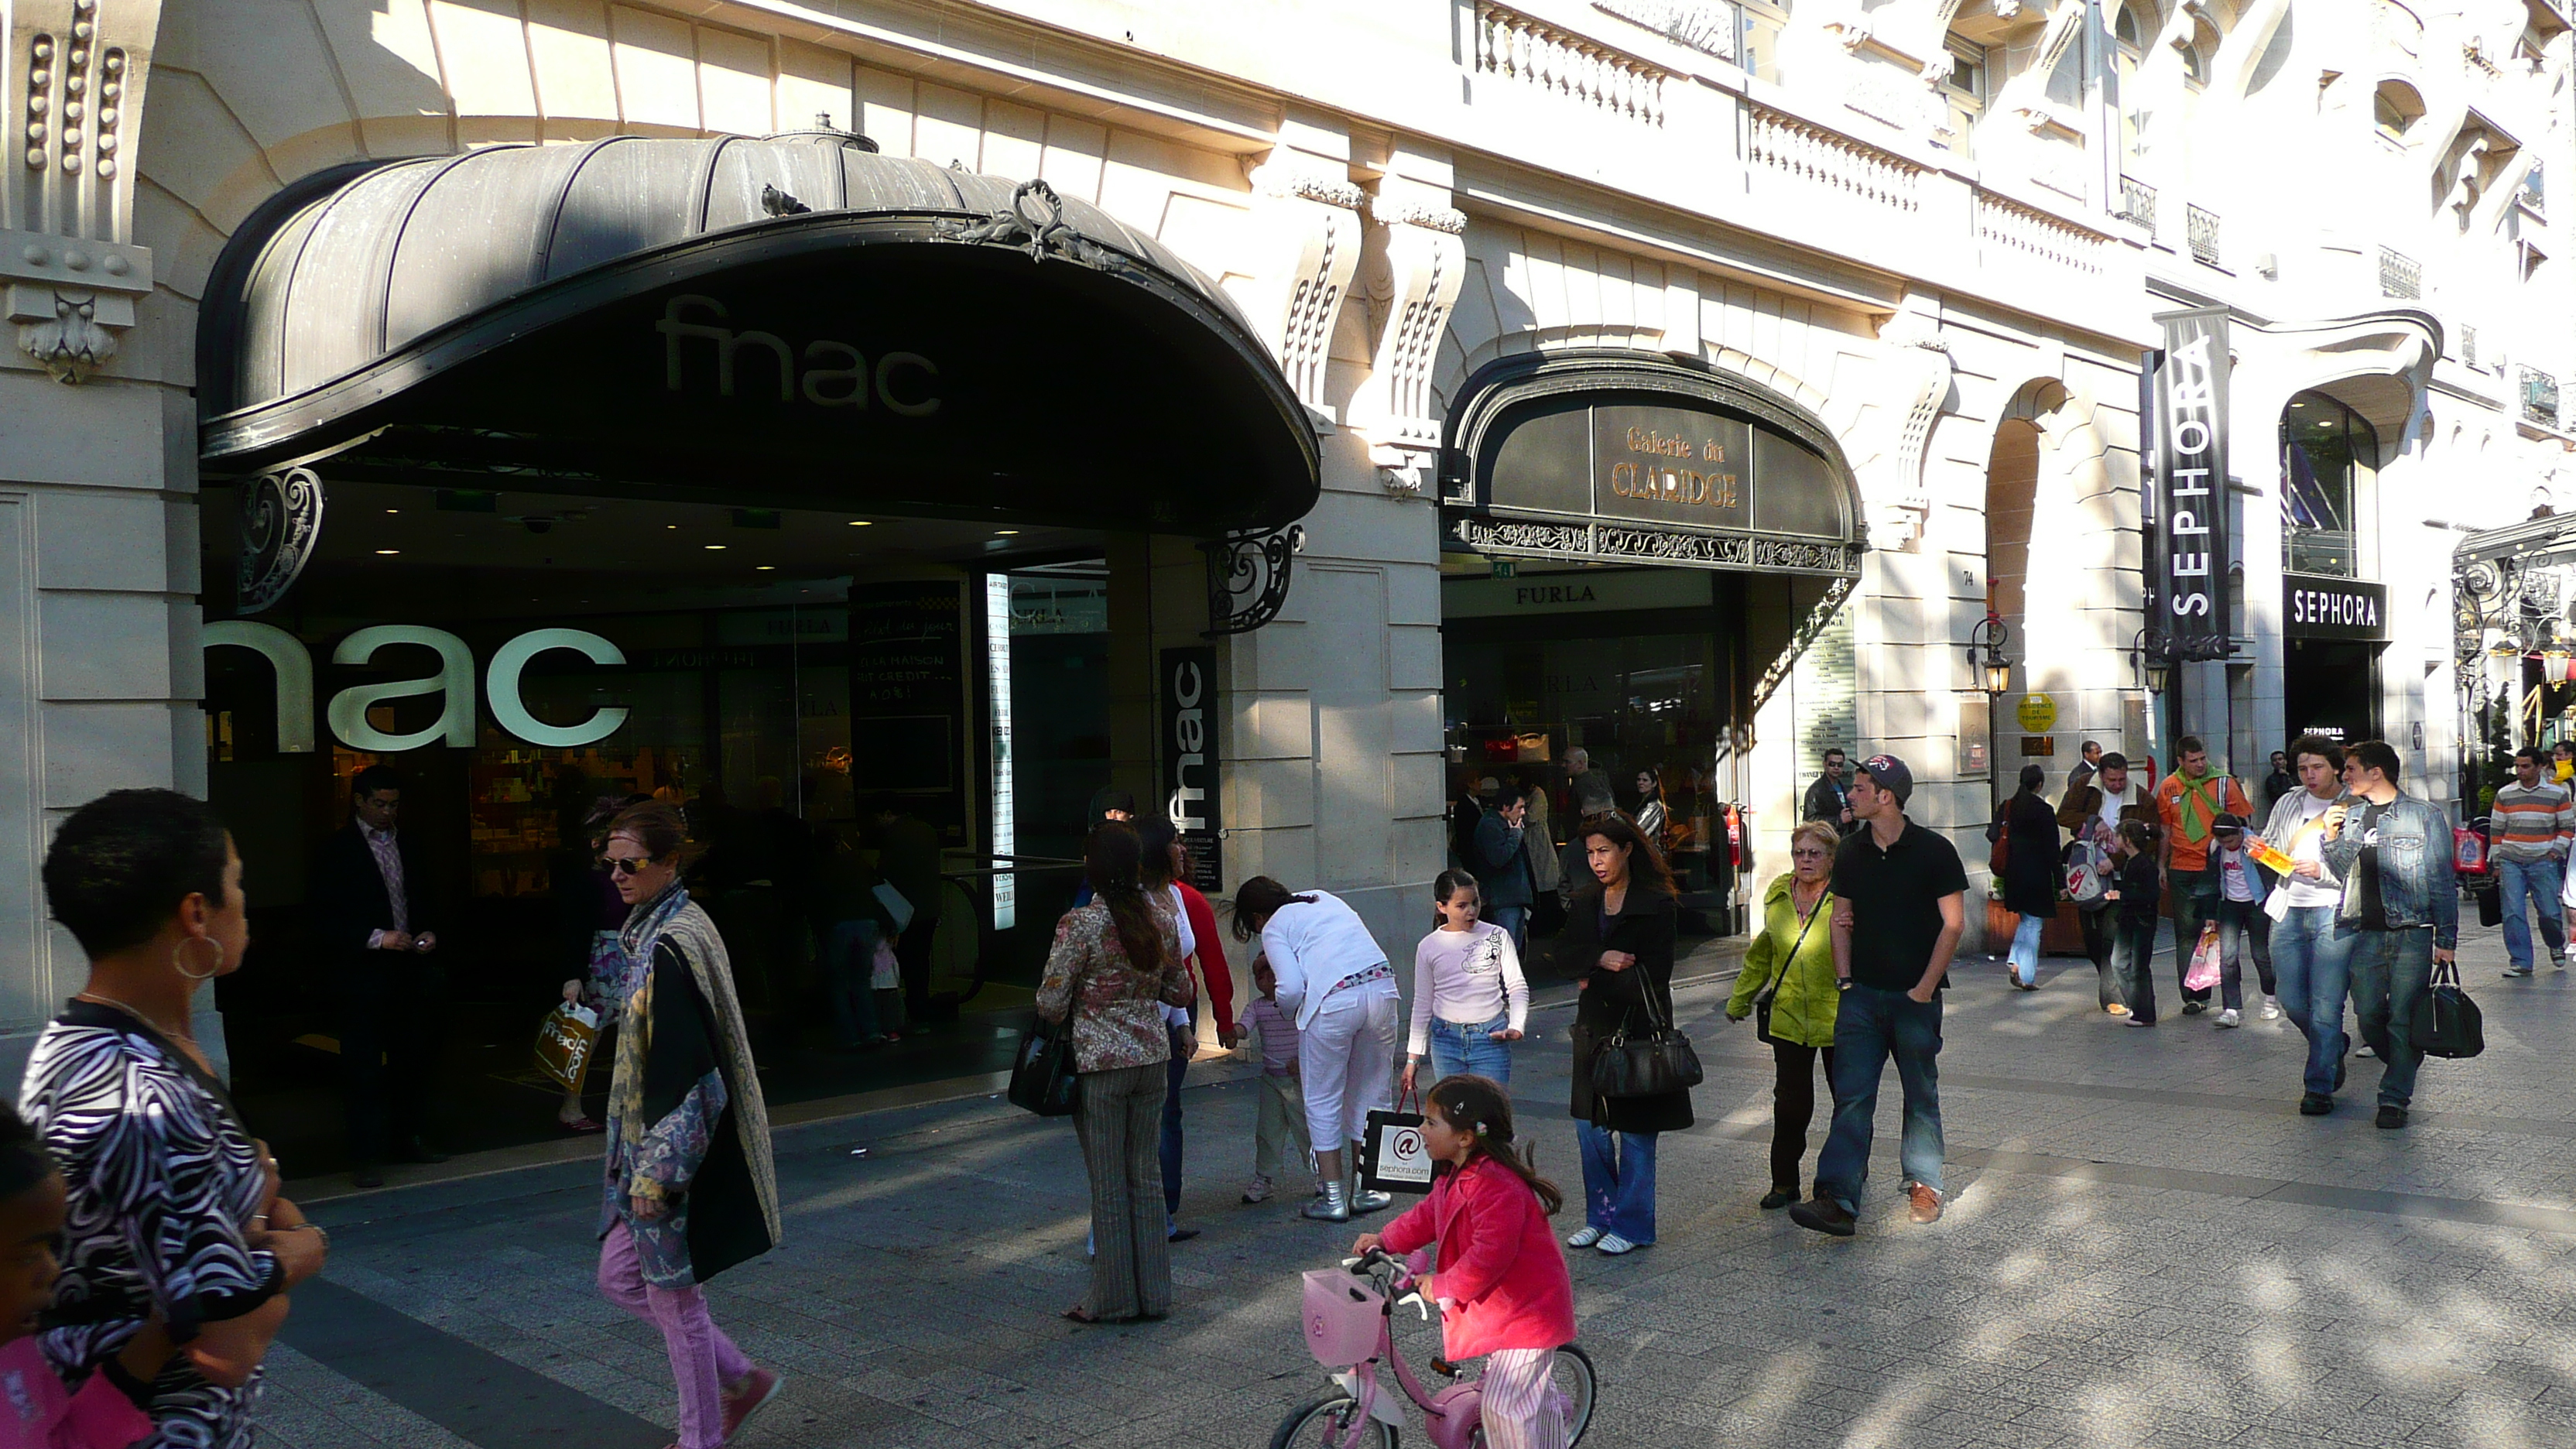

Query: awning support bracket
[[237, 466, 327, 616], [1202, 524, 1305, 637]]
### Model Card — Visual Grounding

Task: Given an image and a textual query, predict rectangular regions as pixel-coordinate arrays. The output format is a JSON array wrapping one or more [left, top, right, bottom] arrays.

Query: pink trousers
[[598, 1220, 754, 1449]]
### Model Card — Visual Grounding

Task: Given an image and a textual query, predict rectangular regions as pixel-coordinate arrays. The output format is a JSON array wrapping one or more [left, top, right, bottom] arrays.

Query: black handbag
[[1008, 958, 1086, 1117], [2412, 955, 2485, 1060], [1752, 890, 1828, 1047], [1589, 970, 1704, 1098]]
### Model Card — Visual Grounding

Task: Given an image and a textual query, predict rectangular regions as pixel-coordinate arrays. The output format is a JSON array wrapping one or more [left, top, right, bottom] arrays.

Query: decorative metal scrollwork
[[1201, 524, 1305, 638], [1750, 574, 1855, 714], [236, 467, 326, 615], [938, 180, 1110, 267]]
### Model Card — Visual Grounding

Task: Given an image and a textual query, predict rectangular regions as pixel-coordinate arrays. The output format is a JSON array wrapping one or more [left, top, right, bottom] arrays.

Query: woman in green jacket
[[1727, 820, 1841, 1210]]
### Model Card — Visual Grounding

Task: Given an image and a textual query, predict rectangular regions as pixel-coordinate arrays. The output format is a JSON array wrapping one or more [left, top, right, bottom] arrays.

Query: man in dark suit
[[312, 764, 450, 1187]]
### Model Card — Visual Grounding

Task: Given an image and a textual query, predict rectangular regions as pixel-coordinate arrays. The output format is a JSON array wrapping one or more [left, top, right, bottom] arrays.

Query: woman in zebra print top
[[26, 790, 329, 1448]]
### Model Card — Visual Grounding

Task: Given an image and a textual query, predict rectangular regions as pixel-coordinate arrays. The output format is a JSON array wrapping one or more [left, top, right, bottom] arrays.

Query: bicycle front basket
[[1300, 1269, 1386, 1368]]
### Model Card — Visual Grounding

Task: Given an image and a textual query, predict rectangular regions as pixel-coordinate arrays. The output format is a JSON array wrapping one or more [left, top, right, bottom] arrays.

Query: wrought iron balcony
[[2186, 204, 2219, 265], [2379, 246, 2422, 299], [2118, 176, 2156, 231]]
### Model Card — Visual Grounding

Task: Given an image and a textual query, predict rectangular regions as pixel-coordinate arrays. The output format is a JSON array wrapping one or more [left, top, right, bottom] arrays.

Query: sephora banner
[[2144, 307, 2232, 656]]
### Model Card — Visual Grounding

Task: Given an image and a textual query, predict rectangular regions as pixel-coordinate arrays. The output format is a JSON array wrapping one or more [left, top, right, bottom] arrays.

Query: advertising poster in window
[[1160, 646, 1222, 890]]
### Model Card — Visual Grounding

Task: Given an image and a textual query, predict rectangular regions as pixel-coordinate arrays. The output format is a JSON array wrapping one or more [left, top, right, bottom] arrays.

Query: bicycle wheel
[[1551, 1343, 1598, 1446], [1271, 1393, 1398, 1449]]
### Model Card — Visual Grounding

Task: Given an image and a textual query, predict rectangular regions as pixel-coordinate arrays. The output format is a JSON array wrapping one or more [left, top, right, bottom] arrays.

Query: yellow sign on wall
[[2016, 693, 2059, 732]]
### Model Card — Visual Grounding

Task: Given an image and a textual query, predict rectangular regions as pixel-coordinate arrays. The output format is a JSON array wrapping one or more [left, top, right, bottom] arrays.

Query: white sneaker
[[2217, 1009, 2242, 1027], [1240, 1175, 1274, 1204], [1595, 1232, 1639, 1255], [2260, 995, 2282, 1020], [1565, 1225, 1605, 1249]]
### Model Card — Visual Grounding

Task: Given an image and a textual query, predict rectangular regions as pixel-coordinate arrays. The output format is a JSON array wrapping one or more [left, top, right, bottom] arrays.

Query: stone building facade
[[0, 0, 2567, 1091]]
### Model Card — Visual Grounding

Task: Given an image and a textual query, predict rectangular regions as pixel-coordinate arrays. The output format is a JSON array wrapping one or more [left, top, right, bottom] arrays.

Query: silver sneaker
[[1350, 1188, 1395, 1215], [1302, 1180, 1351, 1222]]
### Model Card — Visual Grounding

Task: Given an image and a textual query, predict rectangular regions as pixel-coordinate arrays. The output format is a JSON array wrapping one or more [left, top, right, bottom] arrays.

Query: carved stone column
[[3, 0, 159, 382], [1347, 192, 1467, 498]]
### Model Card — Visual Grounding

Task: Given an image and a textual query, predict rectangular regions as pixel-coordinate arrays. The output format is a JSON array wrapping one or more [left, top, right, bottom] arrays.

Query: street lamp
[[1968, 609, 2012, 696], [2130, 628, 2173, 694]]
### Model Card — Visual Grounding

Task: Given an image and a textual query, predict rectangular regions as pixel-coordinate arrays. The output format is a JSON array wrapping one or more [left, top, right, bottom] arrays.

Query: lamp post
[[1967, 608, 2011, 796]]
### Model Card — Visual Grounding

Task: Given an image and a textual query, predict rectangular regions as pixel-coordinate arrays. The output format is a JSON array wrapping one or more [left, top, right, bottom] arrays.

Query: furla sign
[[204, 621, 629, 752]]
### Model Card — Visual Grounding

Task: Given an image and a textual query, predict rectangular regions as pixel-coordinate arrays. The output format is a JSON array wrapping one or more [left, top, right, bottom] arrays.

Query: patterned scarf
[[614, 882, 783, 1251]]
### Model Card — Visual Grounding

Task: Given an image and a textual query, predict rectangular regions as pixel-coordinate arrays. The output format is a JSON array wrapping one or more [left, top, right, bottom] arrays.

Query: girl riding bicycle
[[1352, 1075, 1577, 1449]]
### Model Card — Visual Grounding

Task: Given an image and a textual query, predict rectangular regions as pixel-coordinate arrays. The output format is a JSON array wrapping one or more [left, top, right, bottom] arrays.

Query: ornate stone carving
[[15, 289, 115, 382], [1202, 525, 1305, 636], [1243, 158, 1366, 416], [1867, 310, 1954, 551], [1351, 185, 1469, 486], [938, 180, 1118, 269], [237, 468, 327, 616]]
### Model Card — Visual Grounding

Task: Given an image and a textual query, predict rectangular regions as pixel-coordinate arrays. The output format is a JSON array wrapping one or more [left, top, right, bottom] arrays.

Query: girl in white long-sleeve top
[[1230, 878, 1398, 1224], [1402, 868, 1530, 1095]]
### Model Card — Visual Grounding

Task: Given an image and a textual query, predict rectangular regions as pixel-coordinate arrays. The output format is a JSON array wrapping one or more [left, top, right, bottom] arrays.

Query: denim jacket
[[2320, 792, 2459, 949]]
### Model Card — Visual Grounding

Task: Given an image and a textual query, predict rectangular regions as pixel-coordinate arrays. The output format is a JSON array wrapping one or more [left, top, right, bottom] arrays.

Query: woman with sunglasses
[[596, 801, 787, 1449], [1727, 820, 1844, 1209]]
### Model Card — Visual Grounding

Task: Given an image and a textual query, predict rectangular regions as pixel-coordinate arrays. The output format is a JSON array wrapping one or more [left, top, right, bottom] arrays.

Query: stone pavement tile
[[253, 1344, 481, 1449]]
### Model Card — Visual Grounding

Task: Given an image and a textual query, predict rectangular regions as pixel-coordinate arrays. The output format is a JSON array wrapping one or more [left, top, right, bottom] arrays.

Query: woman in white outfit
[[1231, 877, 1400, 1223]]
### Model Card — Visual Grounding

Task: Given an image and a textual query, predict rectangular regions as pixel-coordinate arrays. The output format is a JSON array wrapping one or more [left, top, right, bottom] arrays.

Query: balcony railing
[[2380, 246, 2422, 299], [2118, 176, 2156, 232], [1474, 2, 1669, 125], [1975, 190, 2112, 275], [2524, 366, 2561, 428], [2186, 204, 2220, 266], [1744, 104, 1923, 211]]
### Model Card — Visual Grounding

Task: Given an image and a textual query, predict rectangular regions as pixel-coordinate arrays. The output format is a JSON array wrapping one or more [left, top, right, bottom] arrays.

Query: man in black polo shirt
[[1792, 754, 1968, 1236]]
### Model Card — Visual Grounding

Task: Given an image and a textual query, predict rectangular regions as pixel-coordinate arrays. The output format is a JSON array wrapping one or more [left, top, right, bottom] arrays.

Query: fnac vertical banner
[[2149, 307, 2232, 655], [1160, 646, 1222, 890]]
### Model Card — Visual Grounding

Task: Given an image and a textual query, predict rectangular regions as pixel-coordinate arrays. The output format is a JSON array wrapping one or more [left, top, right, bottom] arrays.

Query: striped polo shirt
[[2491, 780, 2575, 863]]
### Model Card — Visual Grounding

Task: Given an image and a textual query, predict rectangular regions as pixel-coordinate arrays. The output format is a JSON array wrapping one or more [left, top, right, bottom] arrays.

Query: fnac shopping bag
[[2182, 921, 2222, 994], [1358, 1100, 1434, 1197], [533, 1002, 601, 1092]]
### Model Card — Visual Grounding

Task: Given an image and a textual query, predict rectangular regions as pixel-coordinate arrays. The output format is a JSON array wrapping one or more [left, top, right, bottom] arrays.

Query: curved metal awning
[[197, 130, 1318, 535], [1439, 348, 1868, 578]]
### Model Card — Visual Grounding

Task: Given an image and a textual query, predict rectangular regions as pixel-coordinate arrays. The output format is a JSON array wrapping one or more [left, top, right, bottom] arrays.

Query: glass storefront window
[[2282, 392, 2377, 578]]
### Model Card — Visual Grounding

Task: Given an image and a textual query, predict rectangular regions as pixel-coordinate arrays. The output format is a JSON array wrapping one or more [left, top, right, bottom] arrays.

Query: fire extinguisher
[[1724, 803, 1749, 870]]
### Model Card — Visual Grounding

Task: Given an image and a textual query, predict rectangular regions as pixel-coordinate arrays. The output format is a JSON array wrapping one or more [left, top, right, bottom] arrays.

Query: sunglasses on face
[[1791, 847, 1829, 858], [605, 855, 659, 875]]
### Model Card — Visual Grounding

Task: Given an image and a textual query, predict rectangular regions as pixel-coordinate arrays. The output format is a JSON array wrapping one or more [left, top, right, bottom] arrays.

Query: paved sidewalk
[[269, 918, 2576, 1449]]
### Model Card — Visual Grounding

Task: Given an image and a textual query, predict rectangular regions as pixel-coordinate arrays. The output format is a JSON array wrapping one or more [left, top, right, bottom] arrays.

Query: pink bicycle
[[1273, 1247, 1597, 1449]]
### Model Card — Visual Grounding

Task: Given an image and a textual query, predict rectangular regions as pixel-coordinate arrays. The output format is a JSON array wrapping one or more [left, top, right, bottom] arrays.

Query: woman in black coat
[[2001, 763, 2062, 991], [1557, 812, 1689, 1257]]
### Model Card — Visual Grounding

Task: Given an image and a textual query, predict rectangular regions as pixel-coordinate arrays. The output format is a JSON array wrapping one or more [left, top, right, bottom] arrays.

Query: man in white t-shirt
[[2249, 734, 2354, 1116]]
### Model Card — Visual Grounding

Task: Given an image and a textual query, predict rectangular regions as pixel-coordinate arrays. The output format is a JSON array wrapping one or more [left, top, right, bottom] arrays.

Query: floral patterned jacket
[[1036, 896, 1194, 1073]]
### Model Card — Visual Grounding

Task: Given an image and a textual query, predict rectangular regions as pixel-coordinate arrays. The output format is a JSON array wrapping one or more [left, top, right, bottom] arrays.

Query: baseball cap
[[1858, 754, 1913, 807]]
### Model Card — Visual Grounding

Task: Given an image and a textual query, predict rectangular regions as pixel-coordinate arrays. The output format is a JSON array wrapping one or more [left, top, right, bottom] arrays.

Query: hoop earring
[[173, 937, 226, 981]]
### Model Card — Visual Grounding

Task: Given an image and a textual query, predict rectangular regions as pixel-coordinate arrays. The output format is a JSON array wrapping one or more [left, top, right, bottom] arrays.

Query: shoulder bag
[[1752, 890, 1827, 1046], [1007, 945, 1087, 1118], [1589, 964, 1704, 1099]]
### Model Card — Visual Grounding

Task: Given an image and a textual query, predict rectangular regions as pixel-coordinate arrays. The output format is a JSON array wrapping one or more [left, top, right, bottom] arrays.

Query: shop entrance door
[[2283, 639, 2380, 744]]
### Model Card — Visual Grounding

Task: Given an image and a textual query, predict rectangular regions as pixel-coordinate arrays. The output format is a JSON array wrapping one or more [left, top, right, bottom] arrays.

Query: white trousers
[[1297, 978, 1400, 1149], [1479, 1347, 1570, 1449]]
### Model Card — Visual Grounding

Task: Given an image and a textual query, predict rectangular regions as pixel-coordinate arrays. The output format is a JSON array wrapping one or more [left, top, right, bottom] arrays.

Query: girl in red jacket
[[1353, 1075, 1578, 1449]]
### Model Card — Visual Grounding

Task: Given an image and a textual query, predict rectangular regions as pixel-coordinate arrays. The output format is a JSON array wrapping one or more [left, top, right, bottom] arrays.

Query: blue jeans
[[2271, 905, 2354, 1097], [1426, 1012, 1513, 1086], [1484, 904, 1529, 958], [2009, 913, 2043, 985], [823, 920, 882, 1046], [1574, 1122, 1656, 1243], [1814, 985, 1944, 1211], [2345, 924, 2435, 1110], [2496, 857, 2567, 970]]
